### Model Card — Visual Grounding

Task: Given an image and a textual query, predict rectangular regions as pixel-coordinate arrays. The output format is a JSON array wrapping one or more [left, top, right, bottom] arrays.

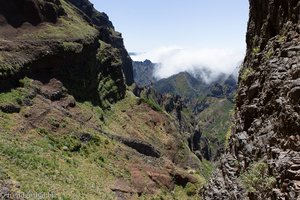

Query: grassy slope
[[19, 0, 98, 41], [154, 72, 208, 98], [197, 97, 234, 157], [0, 80, 206, 200]]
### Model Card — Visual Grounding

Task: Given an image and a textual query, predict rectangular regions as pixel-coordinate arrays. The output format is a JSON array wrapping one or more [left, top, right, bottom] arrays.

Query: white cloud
[[131, 46, 244, 82]]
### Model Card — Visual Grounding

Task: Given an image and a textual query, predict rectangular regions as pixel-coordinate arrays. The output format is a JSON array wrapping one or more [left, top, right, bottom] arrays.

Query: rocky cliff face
[[133, 59, 157, 86], [0, 0, 133, 108], [67, 0, 134, 86], [203, 0, 300, 199]]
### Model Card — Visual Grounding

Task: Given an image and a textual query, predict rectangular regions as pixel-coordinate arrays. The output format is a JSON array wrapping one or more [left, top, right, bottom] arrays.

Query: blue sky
[[90, 0, 249, 80], [91, 0, 249, 52]]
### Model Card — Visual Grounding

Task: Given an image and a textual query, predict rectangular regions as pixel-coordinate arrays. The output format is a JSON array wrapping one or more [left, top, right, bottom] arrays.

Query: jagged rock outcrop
[[203, 0, 300, 199], [0, 0, 133, 108], [188, 128, 212, 161], [133, 59, 157, 86], [67, 0, 134, 86]]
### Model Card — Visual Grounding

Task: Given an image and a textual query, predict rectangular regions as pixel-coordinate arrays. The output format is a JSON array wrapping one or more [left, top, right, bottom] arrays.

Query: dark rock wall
[[67, 0, 134, 86], [133, 60, 157, 87], [0, 0, 65, 27], [203, 0, 300, 199]]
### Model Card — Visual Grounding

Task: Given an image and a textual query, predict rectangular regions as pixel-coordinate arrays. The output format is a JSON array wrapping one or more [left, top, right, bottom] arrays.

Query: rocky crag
[[133, 59, 157, 87], [203, 0, 300, 199], [0, 0, 133, 108]]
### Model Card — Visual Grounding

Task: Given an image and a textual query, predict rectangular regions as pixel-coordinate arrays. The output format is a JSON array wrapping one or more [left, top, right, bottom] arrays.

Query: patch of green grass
[[224, 127, 232, 149], [77, 101, 104, 121], [185, 182, 198, 196], [0, 77, 31, 106], [0, 89, 23, 104], [18, 0, 98, 42], [0, 167, 10, 180], [141, 97, 163, 112], [0, 89, 27, 105], [252, 47, 260, 55], [278, 35, 287, 43], [199, 98, 234, 145], [0, 62, 20, 77], [240, 162, 276, 199], [200, 159, 214, 179], [62, 42, 83, 53], [19, 77, 32, 88], [265, 49, 274, 59], [0, 142, 59, 170], [240, 67, 254, 82], [0, 128, 118, 199]]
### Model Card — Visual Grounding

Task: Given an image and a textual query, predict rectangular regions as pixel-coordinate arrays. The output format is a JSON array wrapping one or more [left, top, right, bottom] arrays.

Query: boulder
[[0, 103, 21, 113]]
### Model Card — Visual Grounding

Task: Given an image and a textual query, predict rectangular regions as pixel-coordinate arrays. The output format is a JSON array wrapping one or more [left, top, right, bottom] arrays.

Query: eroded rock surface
[[203, 0, 300, 199]]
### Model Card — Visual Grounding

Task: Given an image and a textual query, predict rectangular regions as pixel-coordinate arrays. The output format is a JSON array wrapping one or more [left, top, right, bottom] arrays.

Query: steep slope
[[0, 0, 133, 108], [133, 59, 157, 86], [152, 71, 236, 160], [67, 0, 134, 86], [203, 0, 300, 199], [153, 71, 237, 100], [133, 69, 237, 163], [0, 78, 206, 199], [154, 71, 208, 98], [0, 1, 206, 199]]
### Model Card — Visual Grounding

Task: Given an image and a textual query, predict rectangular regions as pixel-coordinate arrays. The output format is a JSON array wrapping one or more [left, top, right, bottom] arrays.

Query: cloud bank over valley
[[131, 46, 244, 82]]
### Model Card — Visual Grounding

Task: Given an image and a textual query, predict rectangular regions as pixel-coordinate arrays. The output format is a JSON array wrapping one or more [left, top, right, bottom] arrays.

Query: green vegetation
[[265, 49, 274, 59], [0, 77, 30, 105], [0, 129, 118, 199], [141, 97, 163, 112], [62, 42, 83, 53], [224, 127, 232, 149], [240, 67, 254, 82], [240, 162, 276, 199], [185, 183, 198, 196], [154, 72, 207, 98], [1, 0, 98, 79], [77, 101, 104, 121], [98, 41, 122, 67], [0, 89, 24, 104], [200, 159, 214, 179], [278, 35, 287, 43], [19, 0, 98, 42], [97, 40, 125, 108], [252, 47, 260, 55], [198, 98, 234, 156], [0, 61, 21, 78]]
